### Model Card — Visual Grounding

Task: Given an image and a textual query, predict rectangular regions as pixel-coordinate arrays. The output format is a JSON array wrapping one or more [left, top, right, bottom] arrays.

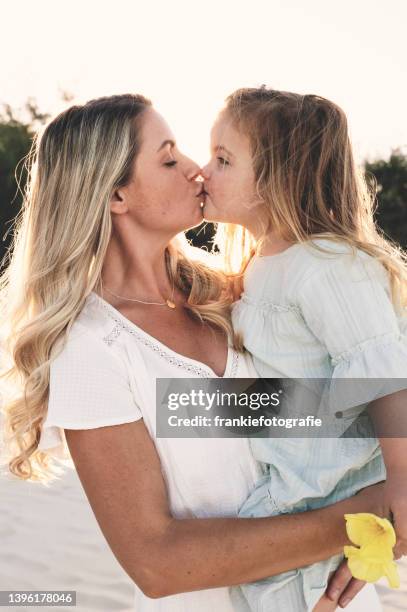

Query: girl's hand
[[323, 560, 367, 609]]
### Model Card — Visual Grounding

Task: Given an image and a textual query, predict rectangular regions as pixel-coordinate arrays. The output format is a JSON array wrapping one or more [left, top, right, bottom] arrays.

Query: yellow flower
[[344, 513, 396, 548], [344, 513, 400, 589], [344, 543, 400, 588]]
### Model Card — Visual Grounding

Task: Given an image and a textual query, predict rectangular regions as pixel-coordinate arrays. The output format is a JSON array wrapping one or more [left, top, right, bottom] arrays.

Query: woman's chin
[[190, 200, 205, 219], [183, 207, 205, 231], [203, 210, 224, 224], [201, 198, 218, 222]]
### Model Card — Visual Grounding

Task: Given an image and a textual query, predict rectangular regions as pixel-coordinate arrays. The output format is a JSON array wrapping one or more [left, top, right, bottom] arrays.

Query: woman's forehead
[[140, 108, 176, 152]]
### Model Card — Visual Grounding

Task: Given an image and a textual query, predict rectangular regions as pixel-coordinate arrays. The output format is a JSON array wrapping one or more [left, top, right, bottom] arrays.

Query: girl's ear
[[110, 188, 128, 214]]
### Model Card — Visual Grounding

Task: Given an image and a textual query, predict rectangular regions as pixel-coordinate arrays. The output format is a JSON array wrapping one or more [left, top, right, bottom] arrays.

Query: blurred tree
[[186, 221, 217, 251], [0, 100, 51, 270], [0, 111, 32, 269], [366, 150, 407, 251]]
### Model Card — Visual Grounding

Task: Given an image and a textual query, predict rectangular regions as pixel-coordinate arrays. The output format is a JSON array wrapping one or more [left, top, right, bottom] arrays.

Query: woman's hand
[[383, 471, 407, 558], [313, 482, 388, 610], [322, 480, 404, 610], [353, 480, 387, 517]]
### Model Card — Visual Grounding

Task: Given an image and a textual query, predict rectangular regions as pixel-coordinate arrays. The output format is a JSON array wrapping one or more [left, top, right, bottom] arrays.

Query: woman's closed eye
[[217, 157, 229, 167], [164, 160, 178, 167]]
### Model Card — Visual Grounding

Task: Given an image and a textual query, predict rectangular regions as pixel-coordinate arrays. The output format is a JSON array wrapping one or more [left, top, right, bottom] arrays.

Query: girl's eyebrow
[[213, 144, 234, 158]]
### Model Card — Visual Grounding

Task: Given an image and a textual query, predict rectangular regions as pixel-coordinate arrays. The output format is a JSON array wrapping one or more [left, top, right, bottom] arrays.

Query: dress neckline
[[89, 291, 236, 378]]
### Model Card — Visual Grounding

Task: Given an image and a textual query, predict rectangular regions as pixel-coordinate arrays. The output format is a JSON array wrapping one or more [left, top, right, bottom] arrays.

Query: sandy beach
[[0, 465, 406, 612], [0, 466, 135, 611]]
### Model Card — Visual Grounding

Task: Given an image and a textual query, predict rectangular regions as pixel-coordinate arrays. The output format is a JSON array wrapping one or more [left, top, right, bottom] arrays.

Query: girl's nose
[[200, 164, 210, 180]]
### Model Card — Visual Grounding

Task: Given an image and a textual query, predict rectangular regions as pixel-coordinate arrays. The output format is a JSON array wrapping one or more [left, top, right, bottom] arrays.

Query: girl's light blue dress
[[230, 238, 407, 612]]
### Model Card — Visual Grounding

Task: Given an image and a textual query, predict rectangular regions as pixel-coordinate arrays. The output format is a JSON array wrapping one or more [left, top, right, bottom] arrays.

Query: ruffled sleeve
[[296, 250, 407, 414], [37, 321, 143, 461]]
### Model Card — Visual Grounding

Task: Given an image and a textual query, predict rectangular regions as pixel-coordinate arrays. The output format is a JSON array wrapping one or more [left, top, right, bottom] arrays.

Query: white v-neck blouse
[[38, 291, 263, 612]]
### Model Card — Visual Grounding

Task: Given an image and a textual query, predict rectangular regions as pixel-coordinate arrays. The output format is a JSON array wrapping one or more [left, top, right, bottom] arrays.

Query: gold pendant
[[166, 299, 176, 309]]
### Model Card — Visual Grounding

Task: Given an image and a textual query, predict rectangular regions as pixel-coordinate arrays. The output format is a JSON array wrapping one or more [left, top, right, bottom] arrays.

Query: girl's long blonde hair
[[215, 87, 407, 313], [0, 94, 236, 484]]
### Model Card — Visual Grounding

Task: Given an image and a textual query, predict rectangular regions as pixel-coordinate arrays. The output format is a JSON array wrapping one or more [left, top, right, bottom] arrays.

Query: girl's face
[[113, 108, 205, 236], [201, 111, 262, 227]]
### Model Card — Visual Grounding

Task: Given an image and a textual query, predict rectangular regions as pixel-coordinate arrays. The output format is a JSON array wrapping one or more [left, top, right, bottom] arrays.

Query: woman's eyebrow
[[157, 139, 176, 152], [213, 144, 234, 157]]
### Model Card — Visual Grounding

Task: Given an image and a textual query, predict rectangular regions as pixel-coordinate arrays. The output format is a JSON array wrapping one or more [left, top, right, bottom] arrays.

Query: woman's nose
[[186, 160, 202, 181]]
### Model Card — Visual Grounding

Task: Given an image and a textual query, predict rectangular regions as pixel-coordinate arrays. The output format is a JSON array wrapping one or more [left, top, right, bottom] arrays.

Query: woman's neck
[[100, 233, 173, 300]]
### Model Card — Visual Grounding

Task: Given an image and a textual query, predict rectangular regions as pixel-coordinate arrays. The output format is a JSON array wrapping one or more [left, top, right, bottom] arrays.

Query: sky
[[1, 0, 406, 164]]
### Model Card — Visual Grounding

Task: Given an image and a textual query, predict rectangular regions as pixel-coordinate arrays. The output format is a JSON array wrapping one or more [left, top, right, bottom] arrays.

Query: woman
[[201, 87, 407, 610], [0, 94, 386, 612]]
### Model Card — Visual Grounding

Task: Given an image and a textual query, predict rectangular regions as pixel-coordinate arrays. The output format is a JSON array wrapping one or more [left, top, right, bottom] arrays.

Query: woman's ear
[[110, 188, 128, 214]]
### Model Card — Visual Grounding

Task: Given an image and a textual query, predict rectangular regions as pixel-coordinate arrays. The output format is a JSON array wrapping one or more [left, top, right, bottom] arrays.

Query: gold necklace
[[100, 277, 176, 309]]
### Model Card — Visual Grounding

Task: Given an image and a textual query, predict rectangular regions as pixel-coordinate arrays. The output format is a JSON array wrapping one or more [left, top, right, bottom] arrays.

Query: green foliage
[[0, 100, 51, 269], [186, 221, 217, 251], [366, 151, 407, 251], [0, 114, 30, 228]]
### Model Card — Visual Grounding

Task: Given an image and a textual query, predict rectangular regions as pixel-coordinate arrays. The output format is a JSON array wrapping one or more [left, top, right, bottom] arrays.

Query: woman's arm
[[65, 420, 385, 599]]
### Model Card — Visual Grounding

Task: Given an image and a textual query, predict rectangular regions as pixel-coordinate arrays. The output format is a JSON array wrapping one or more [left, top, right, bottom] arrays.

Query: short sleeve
[[297, 251, 407, 413], [38, 322, 142, 459]]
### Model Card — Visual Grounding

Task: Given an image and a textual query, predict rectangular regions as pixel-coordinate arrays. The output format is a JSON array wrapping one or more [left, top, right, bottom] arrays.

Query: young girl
[[201, 87, 407, 611]]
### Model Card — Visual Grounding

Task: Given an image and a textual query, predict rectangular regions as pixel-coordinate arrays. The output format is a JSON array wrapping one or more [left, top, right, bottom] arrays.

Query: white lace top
[[38, 291, 263, 612]]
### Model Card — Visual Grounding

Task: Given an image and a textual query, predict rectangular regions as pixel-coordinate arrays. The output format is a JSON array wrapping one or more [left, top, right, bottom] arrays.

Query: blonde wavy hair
[[214, 87, 407, 313], [0, 94, 237, 484]]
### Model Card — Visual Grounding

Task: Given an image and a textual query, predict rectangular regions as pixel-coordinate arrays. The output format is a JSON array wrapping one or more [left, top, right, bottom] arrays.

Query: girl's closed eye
[[164, 160, 178, 167]]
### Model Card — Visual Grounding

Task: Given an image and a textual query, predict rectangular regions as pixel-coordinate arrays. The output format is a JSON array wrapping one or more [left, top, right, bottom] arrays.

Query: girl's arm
[[368, 389, 407, 557], [65, 419, 386, 599]]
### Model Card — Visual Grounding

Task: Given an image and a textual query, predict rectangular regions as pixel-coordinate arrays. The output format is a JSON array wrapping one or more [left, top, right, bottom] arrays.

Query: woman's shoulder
[[51, 292, 128, 360], [75, 291, 115, 334], [39, 292, 144, 459]]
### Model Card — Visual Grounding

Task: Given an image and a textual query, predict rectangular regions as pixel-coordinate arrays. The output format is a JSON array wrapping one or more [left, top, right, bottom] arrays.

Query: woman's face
[[113, 108, 204, 235], [201, 111, 261, 227]]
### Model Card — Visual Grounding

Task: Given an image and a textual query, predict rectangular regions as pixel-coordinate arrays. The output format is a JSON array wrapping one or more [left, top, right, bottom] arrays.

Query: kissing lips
[[196, 186, 208, 199], [196, 186, 207, 209]]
